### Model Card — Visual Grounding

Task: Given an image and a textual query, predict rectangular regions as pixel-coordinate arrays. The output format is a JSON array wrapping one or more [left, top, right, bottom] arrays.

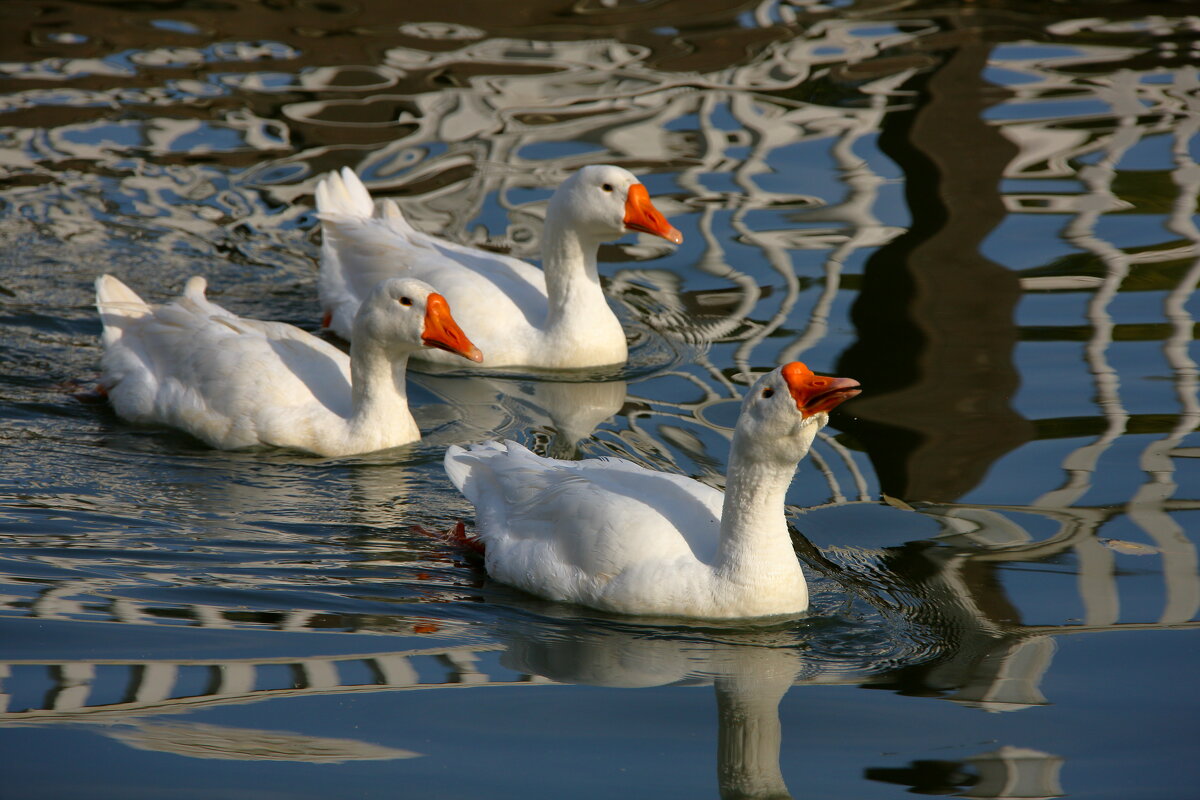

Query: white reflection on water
[[982, 26, 1200, 629]]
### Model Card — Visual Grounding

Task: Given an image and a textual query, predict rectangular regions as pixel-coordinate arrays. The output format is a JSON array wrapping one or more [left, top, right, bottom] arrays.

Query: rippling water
[[1, 1, 1198, 797]]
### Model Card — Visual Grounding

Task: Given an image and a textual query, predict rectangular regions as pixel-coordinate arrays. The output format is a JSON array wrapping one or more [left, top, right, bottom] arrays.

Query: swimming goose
[[443, 362, 861, 619], [95, 274, 481, 456], [316, 164, 682, 370]]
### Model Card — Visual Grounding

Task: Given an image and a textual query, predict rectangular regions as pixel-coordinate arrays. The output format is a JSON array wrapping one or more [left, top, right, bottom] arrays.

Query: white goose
[[95, 274, 482, 457], [316, 165, 682, 370], [443, 362, 861, 619]]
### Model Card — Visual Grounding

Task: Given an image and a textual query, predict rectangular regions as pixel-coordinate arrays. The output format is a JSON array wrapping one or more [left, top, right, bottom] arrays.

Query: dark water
[[2, 1, 1198, 797]]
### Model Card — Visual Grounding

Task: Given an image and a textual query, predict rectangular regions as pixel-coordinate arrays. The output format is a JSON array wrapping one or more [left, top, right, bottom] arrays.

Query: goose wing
[[317, 169, 550, 342], [445, 441, 725, 601], [99, 276, 352, 448]]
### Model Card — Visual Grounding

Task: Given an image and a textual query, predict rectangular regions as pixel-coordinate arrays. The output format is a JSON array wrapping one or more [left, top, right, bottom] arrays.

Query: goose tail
[[315, 167, 375, 220], [95, 274, 150, 348]]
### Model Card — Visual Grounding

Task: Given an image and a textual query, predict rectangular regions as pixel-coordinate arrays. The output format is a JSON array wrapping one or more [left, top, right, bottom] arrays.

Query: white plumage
[[96, 274, 481, 456], [445, 362, 861, 619], [316, 164, 682, 370]]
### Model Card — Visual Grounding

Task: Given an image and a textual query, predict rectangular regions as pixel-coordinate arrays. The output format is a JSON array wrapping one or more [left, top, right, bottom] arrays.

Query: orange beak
[[782, 362, 860, 418], [422, 293, 483, 363], [623, 184, 683, 245]]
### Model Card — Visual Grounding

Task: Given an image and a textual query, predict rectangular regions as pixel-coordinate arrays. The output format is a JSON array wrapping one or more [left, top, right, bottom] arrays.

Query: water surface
[[1, 1, 1197, 797]]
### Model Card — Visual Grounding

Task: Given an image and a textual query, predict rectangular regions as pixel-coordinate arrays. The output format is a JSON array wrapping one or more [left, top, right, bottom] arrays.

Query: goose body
[[316, 165, 681, 370], [96, 274, 481, 456], [444, 362, 861, 619]]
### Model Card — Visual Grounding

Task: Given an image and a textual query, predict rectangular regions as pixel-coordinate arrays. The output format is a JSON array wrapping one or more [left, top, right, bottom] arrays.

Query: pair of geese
[[95, 165, 861, 620]]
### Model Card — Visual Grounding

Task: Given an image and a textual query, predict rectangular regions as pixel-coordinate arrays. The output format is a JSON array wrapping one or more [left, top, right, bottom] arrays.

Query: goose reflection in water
[[496, 615, 1068, 800], [410, 372, 627, 459], [498, 622, 817, 800]]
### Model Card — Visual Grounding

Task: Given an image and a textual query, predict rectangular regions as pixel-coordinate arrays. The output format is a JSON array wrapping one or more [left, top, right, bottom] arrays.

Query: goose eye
[[761, 387, 775, 399], [398, 296, 413, 307], [601, 183, 613, 192]]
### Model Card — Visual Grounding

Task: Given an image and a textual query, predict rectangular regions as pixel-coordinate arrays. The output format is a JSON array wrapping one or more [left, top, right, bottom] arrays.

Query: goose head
[[734, 362, 861, 466], [354, 277, 483, 363], [549, 165, 683, 245]]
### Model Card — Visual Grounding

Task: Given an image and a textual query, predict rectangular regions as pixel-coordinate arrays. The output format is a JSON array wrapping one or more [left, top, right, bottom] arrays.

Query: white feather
[[96, 274, 477, 456], [316, 165, 680, 369], [444, 364, 859, 619]]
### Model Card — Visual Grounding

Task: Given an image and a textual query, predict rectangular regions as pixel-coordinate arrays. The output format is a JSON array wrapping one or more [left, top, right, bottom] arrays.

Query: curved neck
[[716, 437, 805, 582], [541, 214, 612, 331], [347, 337, 418, 442]]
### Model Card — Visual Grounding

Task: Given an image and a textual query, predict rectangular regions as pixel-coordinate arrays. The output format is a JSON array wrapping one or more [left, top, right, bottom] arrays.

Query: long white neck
[[346, 336, 418, 447], [540, 212, 625, 358], [715, 434, 807, 588]]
